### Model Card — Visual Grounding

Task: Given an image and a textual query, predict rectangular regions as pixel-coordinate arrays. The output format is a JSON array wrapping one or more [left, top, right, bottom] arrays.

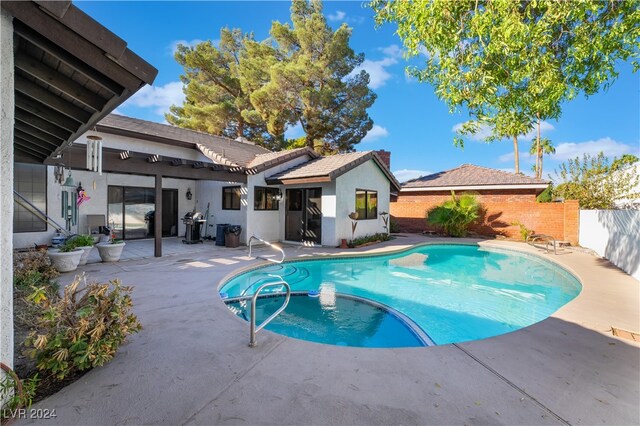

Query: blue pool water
[[220, 244, 582, 347]]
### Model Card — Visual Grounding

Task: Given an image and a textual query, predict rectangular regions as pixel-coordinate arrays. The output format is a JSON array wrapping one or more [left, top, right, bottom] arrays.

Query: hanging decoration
[[77, 182, 91, 206], [86, 134, 103, 175], [54, 164, 66, 185]]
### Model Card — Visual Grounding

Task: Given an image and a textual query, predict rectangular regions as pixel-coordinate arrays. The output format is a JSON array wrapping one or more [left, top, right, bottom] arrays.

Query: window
[[222, 186, 241, 210], [14, 163, 47, 233], [355, 189, 378, 220], [254, 187, 280, 211]]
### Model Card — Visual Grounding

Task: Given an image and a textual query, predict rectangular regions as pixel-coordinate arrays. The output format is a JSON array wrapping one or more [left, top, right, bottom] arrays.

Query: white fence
[[579, 210, 640, 281]]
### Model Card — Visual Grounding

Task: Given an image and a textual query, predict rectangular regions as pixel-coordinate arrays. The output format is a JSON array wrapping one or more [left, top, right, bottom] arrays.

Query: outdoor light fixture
[[186, 188, 193, 200], [62, 170, 75, 187], [274, 190, 283, 202]]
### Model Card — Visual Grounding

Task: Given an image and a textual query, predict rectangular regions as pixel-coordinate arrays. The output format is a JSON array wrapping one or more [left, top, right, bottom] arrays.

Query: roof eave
[[400, 183, 550, 192]]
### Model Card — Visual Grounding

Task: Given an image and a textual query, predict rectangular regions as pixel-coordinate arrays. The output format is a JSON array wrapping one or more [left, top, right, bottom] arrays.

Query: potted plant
[[47, 241, 83, 272], [96, 239, 126, 262], [65, 235, 95, 265]]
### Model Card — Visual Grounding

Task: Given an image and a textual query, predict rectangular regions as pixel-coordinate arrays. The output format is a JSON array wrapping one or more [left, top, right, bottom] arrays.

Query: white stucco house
[[14, 114, 400, 249]]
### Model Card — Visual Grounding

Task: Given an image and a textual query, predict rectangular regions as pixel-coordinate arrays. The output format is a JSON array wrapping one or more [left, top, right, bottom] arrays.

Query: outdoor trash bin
[[225, 225, 242, 248], [215, 224, 229, 246]]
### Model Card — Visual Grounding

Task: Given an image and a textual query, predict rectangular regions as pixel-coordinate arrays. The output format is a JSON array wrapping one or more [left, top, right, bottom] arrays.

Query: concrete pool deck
[[22, 235, 639, 425]]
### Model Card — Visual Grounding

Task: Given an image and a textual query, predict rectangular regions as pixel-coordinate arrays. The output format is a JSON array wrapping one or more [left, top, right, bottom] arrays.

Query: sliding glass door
[[108, 186, 178, 240]]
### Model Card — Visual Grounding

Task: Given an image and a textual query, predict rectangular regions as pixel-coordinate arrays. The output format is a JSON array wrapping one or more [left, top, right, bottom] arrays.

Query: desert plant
[[25, 276, 141, 380], [511, 221, 534, 241], [66, 235, 95, 248], [389, 217, 400, 233], [426, 192, 480, 237], [348, 233, 392, 248], [0, 363, 38, 421]]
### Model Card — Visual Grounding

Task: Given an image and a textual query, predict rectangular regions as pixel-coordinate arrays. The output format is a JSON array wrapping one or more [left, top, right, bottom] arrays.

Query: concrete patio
[[22, 235, 639, 425]]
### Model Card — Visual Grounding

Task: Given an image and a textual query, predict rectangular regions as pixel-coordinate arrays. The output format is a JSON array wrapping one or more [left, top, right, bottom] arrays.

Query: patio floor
[[22, 235, 639, 425]]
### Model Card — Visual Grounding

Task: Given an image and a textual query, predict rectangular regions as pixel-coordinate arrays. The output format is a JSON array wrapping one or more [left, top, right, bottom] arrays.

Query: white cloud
[[379, 44, 404, 59], [393, 169, 432, 183], [552, 137, 639, 161], [362, 124, 389, 143], [327, 10, 346, 22], [168, 38, 218, 56], [123, 81, 185, 116], [452, 120, 555, 142]]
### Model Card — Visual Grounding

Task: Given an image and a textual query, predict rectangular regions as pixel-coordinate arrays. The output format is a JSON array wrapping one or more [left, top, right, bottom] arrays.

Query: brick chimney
[[375, 150, 391, 170]]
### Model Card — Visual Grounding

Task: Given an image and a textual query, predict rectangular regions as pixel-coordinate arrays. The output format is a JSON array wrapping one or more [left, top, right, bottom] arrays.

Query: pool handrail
[[248, 235, 285, 264], [527, 233, 557, 255], [249, 277, 291, 347]]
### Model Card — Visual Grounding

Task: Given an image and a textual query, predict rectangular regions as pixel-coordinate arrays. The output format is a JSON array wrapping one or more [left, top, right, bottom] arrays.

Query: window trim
[[222, 186, 242, 210], [254, 186, 280, 211], [355, 188, 378, 221]]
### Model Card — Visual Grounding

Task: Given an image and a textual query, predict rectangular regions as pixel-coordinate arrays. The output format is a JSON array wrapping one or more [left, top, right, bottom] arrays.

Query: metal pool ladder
[[249, 277, 291, 347], [248, 235, 285, 264]]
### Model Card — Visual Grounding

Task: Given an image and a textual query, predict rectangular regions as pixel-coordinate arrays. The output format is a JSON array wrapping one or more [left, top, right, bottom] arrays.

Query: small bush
[[511, 221, 534, 241], [426, 191, 480, 237], [66, 235, 95, 248], [14, 252, 59, 289], [348, 233, 391, 248], [0, 367, 38, 420], [25, 276, 141, 380]]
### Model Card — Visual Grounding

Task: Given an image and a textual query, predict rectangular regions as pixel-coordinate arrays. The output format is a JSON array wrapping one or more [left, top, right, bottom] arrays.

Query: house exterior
[[391, 164, 579, 243], [14, 114, 400, 250], [2, 1, 157, 385]]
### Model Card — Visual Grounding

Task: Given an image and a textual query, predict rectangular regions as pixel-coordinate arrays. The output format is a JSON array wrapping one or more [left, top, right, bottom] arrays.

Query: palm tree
[[530, 137, 556, 179]]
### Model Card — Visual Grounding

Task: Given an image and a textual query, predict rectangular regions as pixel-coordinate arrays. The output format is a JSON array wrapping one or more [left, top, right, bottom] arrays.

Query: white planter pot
[[47, 249, 83, 273], [77, 246, 94, 266], [96, 242, 126, 262]]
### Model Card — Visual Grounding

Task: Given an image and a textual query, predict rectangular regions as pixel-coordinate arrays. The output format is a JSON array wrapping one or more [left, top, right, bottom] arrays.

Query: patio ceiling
[[2, 1, 157, 164]]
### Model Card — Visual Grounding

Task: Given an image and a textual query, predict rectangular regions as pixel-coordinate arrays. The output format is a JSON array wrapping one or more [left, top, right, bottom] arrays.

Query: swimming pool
[[220, 244, 582, 347]]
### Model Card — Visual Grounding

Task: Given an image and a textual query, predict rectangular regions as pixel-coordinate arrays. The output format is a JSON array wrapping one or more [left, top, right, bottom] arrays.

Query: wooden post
[[154, 174, 162, 257]]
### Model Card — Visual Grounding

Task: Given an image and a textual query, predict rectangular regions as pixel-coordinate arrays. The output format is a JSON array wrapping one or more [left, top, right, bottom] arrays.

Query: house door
[[107, 186, 178, 239], [285, 188, 322, 244]]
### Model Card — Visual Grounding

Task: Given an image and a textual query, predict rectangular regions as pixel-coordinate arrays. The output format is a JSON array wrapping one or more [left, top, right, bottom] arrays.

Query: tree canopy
[[372, 0, 639, 173], [553, 153, 639, 209], [168, 0, 376, 152]]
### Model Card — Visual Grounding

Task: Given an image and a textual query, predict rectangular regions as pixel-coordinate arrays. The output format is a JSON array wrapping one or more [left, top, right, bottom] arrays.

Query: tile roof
[[97, 114, 271, 167], [402, 164, 549, 188], [266, 151, 401, 191], [246, 147, 316, 171]]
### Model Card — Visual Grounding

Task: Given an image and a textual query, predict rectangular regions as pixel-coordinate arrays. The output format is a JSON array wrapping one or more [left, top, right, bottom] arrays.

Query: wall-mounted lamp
[[186, 188, 193, 201], [274, 190, 283, 202]]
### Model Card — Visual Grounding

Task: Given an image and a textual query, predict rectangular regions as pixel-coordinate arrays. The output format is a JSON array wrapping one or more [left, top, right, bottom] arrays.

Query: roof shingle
[[97, 114, 270, 167], [402, 164, 548, 188]]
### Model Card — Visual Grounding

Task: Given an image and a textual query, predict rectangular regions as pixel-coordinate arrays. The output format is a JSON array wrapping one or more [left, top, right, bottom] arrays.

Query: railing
[[249, 278, 291, 347], [527, 234, 558, 255], [14, 190, 71, 236], [248, 235, 285, 264]]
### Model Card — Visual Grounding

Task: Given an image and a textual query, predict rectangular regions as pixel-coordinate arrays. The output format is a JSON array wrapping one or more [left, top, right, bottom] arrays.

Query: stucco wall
[[1, 8, 14, 369], [246, 155, 311, 243], [13, 167, 197, 248], [579, 210, 640, 281], [335, 160, 391, 243], [195, 180, 247, 243]]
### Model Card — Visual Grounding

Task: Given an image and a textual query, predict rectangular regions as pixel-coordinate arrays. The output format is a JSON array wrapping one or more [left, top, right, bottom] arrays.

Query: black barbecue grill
[[182, 211, 206, 244]]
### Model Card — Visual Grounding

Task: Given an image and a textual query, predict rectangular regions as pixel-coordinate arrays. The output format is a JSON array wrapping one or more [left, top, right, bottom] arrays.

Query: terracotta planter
[[47, 249, 83, 273], [96, 242, 126, 262], [77, 246, 94, 266]]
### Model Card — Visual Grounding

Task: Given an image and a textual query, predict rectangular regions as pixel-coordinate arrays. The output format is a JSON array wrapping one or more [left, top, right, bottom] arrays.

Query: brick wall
[[390, 190, 579, 244]]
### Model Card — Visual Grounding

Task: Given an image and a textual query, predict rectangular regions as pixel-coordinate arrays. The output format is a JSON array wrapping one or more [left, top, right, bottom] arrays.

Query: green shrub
[[511, 221, 534, 241], [66, 235, 95, 248], [0, 367, 38, 420], [426, 191, 480, 237], [25, 276, 142, 380], [348, 233, 392, 248]]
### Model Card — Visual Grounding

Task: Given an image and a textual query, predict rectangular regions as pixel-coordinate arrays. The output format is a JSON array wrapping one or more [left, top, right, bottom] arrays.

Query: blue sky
[[77, 1, 640, 182]]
